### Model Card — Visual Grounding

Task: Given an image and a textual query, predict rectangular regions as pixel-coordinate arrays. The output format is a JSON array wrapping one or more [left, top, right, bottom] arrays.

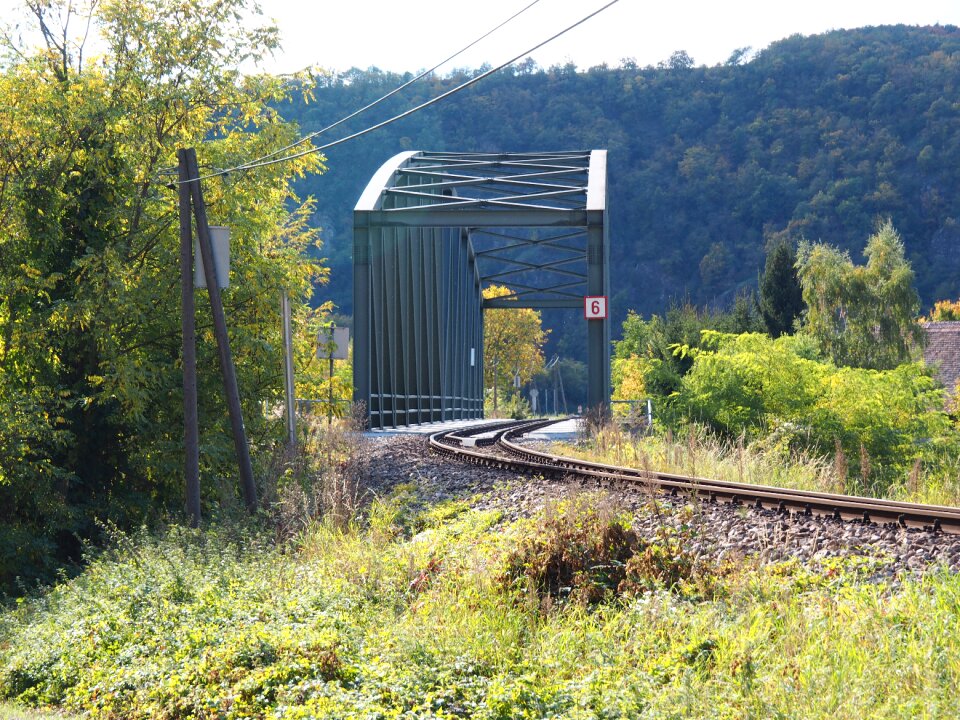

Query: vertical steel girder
[[354, 150, 609, 429]]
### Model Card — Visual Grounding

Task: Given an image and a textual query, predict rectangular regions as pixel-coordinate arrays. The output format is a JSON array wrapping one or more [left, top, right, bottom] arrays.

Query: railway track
[[429, 418, 960, 535]]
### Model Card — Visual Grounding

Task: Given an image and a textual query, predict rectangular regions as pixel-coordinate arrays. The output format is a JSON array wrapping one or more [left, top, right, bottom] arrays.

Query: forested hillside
[[281, 24, 960, 352]]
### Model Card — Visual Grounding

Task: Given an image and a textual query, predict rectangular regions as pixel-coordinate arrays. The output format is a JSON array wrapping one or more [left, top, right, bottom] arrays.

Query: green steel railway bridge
[[353, 150, 610, 430]]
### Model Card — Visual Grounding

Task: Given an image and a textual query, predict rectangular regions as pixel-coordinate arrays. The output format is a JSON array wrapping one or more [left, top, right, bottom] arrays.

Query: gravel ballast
[[363, 433, 960, 579]]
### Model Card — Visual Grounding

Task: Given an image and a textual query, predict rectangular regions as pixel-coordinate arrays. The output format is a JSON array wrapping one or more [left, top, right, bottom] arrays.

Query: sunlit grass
[[0, 702, 77, 719], [2, 487, 960, 718], [555, 422, 960, 507]]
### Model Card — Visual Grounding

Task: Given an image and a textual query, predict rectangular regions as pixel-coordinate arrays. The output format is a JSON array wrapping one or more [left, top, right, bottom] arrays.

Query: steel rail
[[428, 419, 960, 534]]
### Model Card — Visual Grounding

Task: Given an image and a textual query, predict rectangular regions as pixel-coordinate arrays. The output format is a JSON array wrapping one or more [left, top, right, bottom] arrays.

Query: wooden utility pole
[[179, 147, 258, 513], [281, 290, 296, 448], [178, 150, 201, 527]]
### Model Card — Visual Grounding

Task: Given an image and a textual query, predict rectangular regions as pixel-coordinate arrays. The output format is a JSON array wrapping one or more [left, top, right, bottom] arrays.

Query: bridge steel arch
[[353, 150, 609, 429]]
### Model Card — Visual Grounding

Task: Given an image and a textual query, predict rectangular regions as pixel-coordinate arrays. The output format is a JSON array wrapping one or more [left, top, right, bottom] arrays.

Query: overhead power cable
[[180, 0, 621, 185], [159, 0, 543, 178], [249, 0, 544, 166]]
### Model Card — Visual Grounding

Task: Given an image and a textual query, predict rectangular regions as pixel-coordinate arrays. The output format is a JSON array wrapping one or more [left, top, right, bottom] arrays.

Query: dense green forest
[[281, 24, 960, 359]]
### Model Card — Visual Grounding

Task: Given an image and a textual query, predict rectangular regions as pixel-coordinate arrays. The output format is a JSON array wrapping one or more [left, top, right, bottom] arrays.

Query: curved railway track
[[429, 418, 960, 535]]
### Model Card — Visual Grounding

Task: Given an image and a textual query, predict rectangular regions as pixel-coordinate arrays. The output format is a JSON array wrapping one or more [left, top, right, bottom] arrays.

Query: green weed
[[499, 495, 719, 606], [3, 498, 960, 718]]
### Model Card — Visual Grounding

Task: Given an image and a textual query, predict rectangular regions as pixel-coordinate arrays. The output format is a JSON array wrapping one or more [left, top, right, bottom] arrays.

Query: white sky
[[0, 0, 958, 74], [248, 0, 960, 75]]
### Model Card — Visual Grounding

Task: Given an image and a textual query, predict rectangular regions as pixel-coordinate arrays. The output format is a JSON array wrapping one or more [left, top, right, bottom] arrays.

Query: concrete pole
[[281, 291, 296, 449]]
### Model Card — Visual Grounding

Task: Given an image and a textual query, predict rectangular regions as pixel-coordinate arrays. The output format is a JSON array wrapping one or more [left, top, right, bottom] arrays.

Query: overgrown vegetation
[[609, 219, 959, 498], [607, 332, 958, 500], [499, 496, 716, 606], [0, 0, 337, 594], [3, 489, 960, 719], [0, 703, 77, 719], [677, 332, 950, 489], [561, 420, 960, 507], [611, 297, 764, 405], [261, 410, 369, 540]]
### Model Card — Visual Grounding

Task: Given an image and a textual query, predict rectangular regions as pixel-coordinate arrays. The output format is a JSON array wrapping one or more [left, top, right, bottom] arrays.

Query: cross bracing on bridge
[[354, 150, 609, 429]]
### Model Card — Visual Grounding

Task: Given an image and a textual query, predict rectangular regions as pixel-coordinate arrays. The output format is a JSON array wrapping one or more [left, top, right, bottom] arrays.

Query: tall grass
[[259, 410, 369, 539], [0, 703, 78, 720], [564, 421, 960, 506]]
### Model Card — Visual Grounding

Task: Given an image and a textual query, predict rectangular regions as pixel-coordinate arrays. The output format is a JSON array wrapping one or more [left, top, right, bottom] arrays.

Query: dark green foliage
[[613, 299, 757, 401], [759, 242, 804, 337], [718, 290, 765, 335]]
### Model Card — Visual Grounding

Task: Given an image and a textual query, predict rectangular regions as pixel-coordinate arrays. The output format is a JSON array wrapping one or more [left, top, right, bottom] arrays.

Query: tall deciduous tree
[[797, 221, 923, 369], [759, 241, 804, 337], [482, 285, 548, 414], [0, 0, 325, 589]]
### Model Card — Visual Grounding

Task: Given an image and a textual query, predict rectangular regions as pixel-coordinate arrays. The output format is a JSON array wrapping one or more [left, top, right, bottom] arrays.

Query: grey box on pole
[[195, 225, 230, 289], [318, 327, 350, 360]]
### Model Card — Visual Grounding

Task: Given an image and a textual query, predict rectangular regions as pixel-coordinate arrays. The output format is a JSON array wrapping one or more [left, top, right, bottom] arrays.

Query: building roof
[[922, 321, 960, 396]]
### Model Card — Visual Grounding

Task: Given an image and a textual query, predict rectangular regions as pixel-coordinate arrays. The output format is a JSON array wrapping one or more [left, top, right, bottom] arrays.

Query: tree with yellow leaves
[[482, 285, 548, 415], [922, 298, 960, 322]]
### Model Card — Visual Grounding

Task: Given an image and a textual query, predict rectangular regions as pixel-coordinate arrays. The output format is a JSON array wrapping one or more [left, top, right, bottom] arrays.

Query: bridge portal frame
[[354, 150, 609, 429]]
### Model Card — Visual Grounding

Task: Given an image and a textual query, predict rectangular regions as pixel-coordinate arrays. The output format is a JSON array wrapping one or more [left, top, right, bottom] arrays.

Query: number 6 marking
[[584, 296, 607, 319]]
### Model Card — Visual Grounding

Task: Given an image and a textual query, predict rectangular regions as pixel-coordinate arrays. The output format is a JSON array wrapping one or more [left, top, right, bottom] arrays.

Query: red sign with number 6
[[584, 295, 607, 319]]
